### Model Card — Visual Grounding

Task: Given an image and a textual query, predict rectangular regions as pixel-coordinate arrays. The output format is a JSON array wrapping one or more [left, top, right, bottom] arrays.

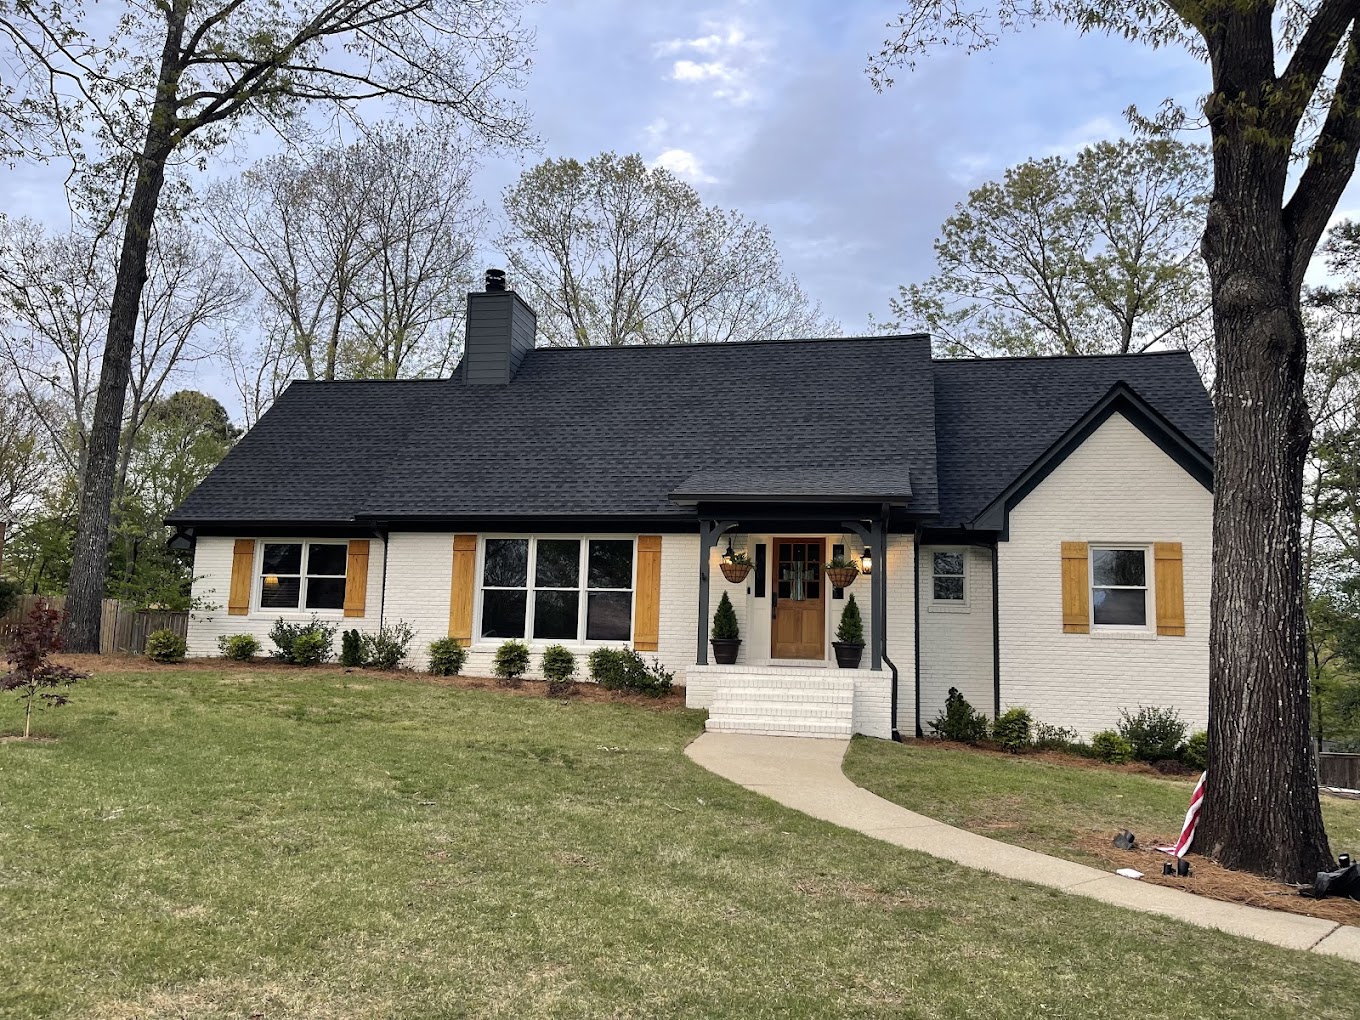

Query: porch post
[[695, 519, 737, 665], [840, 517, 886, 671]]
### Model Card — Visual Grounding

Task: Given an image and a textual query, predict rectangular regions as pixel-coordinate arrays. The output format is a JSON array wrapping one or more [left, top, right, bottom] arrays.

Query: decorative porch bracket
[[695, 519, 738, 664], [839, 517, 886, 672]]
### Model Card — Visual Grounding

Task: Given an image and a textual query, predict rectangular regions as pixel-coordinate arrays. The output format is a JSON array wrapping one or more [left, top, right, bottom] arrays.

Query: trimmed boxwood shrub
[[145, 628, 187, 663], [340, 629, 365, 667], [269, 616, 337, 666], [991, 707, 1033, 753], [1182, 730, 1208, 771], [217, 633, 260, 661], [493, 639, 531, 686], [929, 687, 989, 744], [1092, 730, 1133, 765], [587, 647, 673, 696], [1117, 705, 1188, 762], [542, 644, 577, 696], [428, 638, 467, 677]]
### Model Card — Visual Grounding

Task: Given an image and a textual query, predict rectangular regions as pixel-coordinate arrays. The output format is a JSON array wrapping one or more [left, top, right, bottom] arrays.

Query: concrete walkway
[[686, 732, 1360, 963]]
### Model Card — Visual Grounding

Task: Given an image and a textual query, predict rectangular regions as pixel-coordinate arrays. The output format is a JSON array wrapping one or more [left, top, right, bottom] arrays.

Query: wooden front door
[[771, 538, 826, 659]]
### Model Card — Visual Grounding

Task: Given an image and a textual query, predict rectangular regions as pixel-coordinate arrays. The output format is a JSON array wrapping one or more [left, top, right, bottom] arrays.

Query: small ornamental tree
[[836, 594, 865, 646], [712, 592, 740, 640], [1, 603, 89, 739]]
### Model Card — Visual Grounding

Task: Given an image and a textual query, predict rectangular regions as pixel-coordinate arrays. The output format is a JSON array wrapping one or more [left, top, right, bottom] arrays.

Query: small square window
[[932, 550, 967, 603]]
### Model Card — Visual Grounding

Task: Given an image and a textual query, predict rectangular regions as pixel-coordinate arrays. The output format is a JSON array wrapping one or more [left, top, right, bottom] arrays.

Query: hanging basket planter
[[719, 561, 753, 584], [825, 565, 860, 589]]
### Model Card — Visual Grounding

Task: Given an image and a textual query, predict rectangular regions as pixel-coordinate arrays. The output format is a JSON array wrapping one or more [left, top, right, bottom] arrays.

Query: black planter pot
[[710, 637, 741, 665], [832, 641, 864, 669]]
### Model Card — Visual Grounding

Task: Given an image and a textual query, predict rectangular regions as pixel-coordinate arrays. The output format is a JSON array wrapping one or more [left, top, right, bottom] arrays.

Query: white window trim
[[1088, 543, 1154, 634], [252, 538, 349, 618], [473, 535, 638, 648], [928, 547, 971, 611]]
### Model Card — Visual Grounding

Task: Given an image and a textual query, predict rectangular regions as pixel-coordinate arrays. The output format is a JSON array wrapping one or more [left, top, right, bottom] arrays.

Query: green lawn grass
[[3, 666, 1360, 1019], [843, 737, 1360, 869]]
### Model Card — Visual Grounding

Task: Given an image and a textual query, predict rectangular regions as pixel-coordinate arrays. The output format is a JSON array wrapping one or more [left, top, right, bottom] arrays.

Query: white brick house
[[169, 273, 1215, 741]]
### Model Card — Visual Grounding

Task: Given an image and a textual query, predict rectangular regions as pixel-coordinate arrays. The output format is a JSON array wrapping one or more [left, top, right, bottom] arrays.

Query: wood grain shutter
[[448, 535, 478, 646], [633, 535, 662, 651], [343, 539, 371, 618], [228, 539, 255, 616], [1154, 542, 1186, 636], [1060, 541, 1089, 633]]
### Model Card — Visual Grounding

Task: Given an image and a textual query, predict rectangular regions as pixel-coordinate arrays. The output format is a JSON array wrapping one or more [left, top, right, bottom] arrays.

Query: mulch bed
[[1075, 831, 1360, 926], [54, 654, 690, 712]]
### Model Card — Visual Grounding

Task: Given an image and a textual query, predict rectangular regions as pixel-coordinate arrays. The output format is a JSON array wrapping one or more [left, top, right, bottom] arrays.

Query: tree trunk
[[1194, 201, 1334, 883], [61, 19, 182, 652]]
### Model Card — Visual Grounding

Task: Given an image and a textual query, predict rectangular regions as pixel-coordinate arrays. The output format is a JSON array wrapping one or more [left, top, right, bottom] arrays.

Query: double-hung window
[[259, 541, 348, 611], [1090, 547, 1148, 627], [931, 550, 967, 603], [479, 537, 634, 643]]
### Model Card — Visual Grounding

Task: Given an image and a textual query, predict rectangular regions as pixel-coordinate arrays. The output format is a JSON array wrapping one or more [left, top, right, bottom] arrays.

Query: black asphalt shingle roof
[[930, 351, 1214, 527], [168, 339, 1213, 530], [169, 335, 942, 526]]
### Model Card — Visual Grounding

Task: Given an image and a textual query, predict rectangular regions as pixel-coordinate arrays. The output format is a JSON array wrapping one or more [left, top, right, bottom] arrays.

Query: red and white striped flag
[[1158, 771, 1205, 858]]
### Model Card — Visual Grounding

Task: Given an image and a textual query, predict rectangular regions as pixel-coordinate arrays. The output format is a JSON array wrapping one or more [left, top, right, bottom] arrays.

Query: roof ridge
[[932, 349, 1194, 364], [524, 333, 930, 354]]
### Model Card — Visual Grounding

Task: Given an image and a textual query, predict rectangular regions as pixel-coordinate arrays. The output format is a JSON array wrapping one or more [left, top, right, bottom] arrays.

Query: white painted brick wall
[[918, 544, 994, 729], [885, 534, 915, 739], [997, 412, 1211, 738], [187, 536, 388, 658]]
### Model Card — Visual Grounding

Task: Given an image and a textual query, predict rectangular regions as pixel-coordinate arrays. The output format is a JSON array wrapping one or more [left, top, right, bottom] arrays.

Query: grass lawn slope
[[2, 665, 1359, 1019], [844, 736, 1360, 922]]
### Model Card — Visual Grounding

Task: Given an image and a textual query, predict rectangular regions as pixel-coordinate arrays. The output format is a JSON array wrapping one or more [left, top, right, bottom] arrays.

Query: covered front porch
[[668, 466, 917, 740]]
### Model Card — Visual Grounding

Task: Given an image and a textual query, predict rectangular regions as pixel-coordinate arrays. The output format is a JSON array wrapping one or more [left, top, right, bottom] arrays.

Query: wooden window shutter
[[343, 539, 371, 618], [448, 535, 478, 646], [633, 535, 662, 651], [1154, 542, 1186, 636], [1060, 541, 1089, 633], [228, 539, 256, 616]]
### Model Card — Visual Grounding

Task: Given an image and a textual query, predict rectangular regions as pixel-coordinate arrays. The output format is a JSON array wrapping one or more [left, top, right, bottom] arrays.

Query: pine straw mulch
[[925, 738, 1201, 778], [52, 654, 690, 713], [1076, 831, 1360, 926]]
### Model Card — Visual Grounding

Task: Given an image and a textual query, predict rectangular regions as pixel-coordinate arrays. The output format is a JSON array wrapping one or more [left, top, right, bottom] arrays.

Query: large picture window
[[260, 541, 348, 611], [479, 537, 634, 643], [1091, 547, 1148, 627]]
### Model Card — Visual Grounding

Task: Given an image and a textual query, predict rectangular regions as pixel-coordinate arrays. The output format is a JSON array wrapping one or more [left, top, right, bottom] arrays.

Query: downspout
[[373, 525, 389, 630], [913, 523, 923, 738], [992, 541, 1001, 719]]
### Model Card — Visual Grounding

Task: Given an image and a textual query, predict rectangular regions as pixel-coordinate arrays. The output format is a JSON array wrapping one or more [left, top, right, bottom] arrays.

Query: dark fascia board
[[169, 521, 381, 539], [670, 490, 913, 507], [973, 382, 1214, 539], [919, 527, 998, 547]]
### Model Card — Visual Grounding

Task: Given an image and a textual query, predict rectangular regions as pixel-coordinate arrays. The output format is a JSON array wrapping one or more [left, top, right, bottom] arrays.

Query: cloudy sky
[[476, 0, 1211, 331], [12, 1, 1353, 409]]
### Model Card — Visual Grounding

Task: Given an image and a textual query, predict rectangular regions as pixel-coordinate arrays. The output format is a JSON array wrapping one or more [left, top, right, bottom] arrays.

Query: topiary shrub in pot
[[493, 639, 530, 687], [710, 592, 740, 664], [832, 593, 865, 668]]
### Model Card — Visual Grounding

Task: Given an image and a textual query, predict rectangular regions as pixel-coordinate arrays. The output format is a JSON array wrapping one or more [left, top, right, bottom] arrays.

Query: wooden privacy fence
[[1320, 753, 1360, 791], [0, 595, 187, 656]]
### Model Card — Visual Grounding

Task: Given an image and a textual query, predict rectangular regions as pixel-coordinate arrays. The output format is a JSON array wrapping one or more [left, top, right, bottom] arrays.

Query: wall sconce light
[[264, 574, 280, 588], [860, 547, 873, 575]]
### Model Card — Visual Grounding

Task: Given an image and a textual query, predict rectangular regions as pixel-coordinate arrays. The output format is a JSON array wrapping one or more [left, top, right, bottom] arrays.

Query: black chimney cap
[[485, 268, 507, 292]]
